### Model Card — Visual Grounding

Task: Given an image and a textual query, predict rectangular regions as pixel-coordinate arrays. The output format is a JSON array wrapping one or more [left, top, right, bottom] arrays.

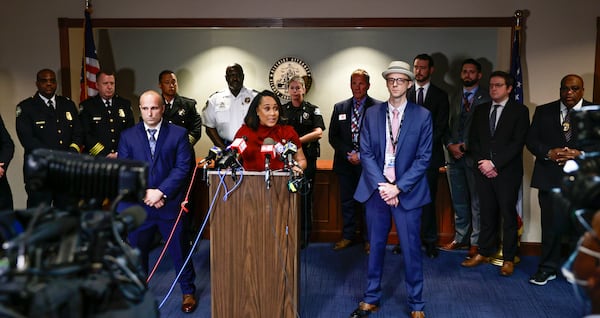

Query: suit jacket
[[526, 99, 593, 190], [16, 93, 83, 156], [445, 86, 491, 164], [79, 94, 134, 156], [117, 122, 193, 219], [163, 94, 202, 145], [469, 100, 529, 183], [328, 95, 382, 174], [354, 101, 432, 210], [408, 84, 449, 168]]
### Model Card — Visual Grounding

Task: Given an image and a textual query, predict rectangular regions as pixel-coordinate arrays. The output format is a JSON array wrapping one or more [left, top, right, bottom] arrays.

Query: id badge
[[385, 153, 396, 168]]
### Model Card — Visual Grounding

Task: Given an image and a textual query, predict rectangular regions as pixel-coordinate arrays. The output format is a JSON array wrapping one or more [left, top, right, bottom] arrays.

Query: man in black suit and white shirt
[[329, 69, 382, 252], [392, 54, 449, 258], [462, 71, 529, 277], [526, 74, 593, 285]]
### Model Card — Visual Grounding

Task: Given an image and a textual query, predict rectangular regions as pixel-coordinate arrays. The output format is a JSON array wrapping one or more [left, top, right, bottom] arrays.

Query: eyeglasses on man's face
[[386, 77, 410, 85]]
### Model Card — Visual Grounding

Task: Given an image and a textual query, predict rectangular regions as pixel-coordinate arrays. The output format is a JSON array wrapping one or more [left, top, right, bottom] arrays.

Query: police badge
[[66, 112, 73, 121], [119, 109, 125, 118]]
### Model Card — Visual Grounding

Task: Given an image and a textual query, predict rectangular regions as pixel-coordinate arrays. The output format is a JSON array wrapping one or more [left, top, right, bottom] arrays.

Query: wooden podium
[[208, 171, 300, 318]]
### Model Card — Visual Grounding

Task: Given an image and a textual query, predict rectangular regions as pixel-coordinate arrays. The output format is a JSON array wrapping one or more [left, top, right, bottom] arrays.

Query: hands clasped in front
[[478, 159, 498, 179], [144, 188, 165, 209], [548, 147, 581, 165], [378, 182, 400, 207]]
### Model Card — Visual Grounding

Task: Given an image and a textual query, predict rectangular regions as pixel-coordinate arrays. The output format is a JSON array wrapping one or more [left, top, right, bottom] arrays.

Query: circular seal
[[269, 57, 312, 100]]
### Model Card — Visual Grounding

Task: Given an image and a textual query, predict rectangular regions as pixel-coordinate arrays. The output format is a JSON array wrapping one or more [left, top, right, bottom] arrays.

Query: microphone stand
[[264, 156, 271, 189]]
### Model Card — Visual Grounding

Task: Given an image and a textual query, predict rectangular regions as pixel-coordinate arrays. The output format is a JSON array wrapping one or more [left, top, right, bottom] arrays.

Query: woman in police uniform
[[281, 76, 326, 248]]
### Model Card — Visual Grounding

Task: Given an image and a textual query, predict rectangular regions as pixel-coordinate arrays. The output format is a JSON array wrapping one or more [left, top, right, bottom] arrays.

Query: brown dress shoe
[[181, 294, 197, 313], [461, 254, 489, 267], [364, 242, 370, 254], [334, 238, 353, 250], [467, 246, 478, 259], [349, 302, 379, 318], [411, 311, 426, 318], [441, 240, 469, 251], [500, 261, 514, 276]]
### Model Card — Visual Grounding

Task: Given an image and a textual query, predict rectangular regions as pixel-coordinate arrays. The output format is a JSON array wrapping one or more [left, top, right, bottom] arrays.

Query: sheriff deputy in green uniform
[[281, 75, 326, 248]]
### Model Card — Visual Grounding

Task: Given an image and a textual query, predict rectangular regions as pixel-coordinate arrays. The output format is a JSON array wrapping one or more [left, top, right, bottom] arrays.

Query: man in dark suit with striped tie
[[329, 69, 382, 252], [526, 74, 593, 285]]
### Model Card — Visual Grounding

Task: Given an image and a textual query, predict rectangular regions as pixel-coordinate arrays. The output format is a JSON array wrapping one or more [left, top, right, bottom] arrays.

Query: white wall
[[1, 1, 599, 243]]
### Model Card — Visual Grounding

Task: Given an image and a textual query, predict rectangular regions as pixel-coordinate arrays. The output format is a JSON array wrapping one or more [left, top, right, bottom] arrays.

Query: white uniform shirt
[[202, 87, 257, 142]]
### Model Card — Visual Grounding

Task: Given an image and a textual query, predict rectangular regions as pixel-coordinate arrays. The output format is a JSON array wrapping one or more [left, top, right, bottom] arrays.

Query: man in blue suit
[[350, 61, 432, 318], [118, 90, 197, 313]]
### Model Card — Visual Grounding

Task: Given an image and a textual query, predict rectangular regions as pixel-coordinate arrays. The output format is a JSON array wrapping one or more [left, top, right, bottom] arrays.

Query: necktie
[[166, 102, 172, 109], [148, 129, 157, 156], [489, 105, 500, 136], [351, 100, 361, 151], [47, 100, 54, 109], [417, 87, 424, 105], [105, 100, 111, 108], [463, 91, 472, 112], [563, 108, 572, 142], [384, 109, 399, 182]]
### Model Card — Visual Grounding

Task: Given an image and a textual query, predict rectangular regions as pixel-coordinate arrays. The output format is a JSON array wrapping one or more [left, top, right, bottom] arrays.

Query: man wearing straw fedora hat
[[351, 60, 432, 318]]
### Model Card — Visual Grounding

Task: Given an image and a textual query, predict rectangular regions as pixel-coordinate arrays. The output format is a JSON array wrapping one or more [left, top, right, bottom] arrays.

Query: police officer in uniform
[[203, 63, 257, 149], [16, 69, 83, 209], [79, 70, 134, 158], [158, 70, 203, 146], [281, 75, 326, 247]]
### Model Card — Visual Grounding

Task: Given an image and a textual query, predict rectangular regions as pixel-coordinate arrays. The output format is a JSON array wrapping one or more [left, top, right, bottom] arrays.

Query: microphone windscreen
[[263, 137, 276, 145], [119, 205, 147, 230]]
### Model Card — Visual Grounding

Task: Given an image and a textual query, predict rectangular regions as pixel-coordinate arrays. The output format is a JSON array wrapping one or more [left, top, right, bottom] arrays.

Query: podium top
[[207, 170, 292, 177]]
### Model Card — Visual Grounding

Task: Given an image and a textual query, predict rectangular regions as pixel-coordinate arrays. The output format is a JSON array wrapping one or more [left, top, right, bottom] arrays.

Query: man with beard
[[203, 63, 257, 149], [441, 59, 491, 258]]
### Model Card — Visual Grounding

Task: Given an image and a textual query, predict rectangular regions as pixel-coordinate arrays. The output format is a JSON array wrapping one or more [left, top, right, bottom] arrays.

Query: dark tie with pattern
[[489, 105, 500, 136], [563, 108, 572, 142], [463, 91, 472, 112], [417, 87, 424, 105], [47, 100, 54, 109], [148, 129, 157, 156], [351, 100, 361, 151]]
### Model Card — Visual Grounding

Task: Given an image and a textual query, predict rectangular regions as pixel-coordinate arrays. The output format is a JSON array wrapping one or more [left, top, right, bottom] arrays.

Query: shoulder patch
[[313, 108, 322, 116]]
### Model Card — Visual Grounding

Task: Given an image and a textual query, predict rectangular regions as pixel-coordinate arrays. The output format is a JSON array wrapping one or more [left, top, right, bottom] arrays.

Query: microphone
[[199, 146, 223, 165], [261, 137, 277, 170], [217, 137, 247, 169], [3, 216, 79, 250], [282, 141, 298, 169]]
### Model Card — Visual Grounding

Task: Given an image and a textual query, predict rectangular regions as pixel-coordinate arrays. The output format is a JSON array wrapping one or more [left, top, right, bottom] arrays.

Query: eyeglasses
[[489, 83, 506, 88], [560, 86, 581, 93], [386, 77, 410, 85]]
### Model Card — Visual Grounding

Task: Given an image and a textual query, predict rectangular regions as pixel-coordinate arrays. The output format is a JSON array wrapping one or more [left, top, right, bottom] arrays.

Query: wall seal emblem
[[269, 57, 312, 100]]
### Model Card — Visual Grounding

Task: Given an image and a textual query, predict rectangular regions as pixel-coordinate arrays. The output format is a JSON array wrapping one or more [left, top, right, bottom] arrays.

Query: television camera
[[0, 149, 158, 317]]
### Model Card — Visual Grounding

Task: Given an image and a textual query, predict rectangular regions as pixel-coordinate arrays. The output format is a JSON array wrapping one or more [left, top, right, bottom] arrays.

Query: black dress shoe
[[349, 302, 379, 318], [425, 243, 438, 258], [392, 244, 401, 254]]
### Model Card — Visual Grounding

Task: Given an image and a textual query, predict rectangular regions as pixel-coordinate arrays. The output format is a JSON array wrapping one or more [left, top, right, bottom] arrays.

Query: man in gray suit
[[441, 59, 490, 258]]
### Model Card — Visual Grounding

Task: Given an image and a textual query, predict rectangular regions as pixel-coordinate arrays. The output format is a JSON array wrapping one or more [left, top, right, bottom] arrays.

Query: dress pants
[[129, 212, 196, 294], [475, 172, 520, 261], [337, 168, 364, 241], [447, 158, 480, 246], [363, 193, 424, 312]]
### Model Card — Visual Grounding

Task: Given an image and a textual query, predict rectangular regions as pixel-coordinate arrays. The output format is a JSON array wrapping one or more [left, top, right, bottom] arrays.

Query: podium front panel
[[208, 171, 299, 318]]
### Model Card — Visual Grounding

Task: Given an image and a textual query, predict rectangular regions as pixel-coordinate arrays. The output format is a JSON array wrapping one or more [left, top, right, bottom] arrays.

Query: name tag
[[93, 117, 102, 121], [385, 153, 396, 168], [338, 114, 347, 121]]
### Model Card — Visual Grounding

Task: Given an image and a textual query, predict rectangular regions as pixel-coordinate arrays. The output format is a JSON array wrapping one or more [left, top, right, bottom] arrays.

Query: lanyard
[[386, 106, 406, 151]]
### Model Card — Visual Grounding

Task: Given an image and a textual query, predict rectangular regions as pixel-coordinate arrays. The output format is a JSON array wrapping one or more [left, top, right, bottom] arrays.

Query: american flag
[[510, 24, 523, 104], [79, 9, 100, 103], [510, 21, 524, 227]]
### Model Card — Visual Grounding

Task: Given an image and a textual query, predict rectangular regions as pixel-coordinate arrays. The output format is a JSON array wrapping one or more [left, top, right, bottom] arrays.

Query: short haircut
[[414, 53, 434, 67], [351, 69, 370, 84], [462, 58, 482, 72], [490, 70, 515, 88], [158, 70, 175, 83]]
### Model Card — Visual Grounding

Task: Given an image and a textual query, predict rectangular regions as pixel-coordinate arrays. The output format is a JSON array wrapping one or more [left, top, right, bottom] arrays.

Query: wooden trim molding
[[57, 17, 514, 98]]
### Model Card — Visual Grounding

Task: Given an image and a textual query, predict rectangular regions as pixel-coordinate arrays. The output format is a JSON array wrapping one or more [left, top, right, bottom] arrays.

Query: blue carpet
[[148, 241, 583, 318]]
